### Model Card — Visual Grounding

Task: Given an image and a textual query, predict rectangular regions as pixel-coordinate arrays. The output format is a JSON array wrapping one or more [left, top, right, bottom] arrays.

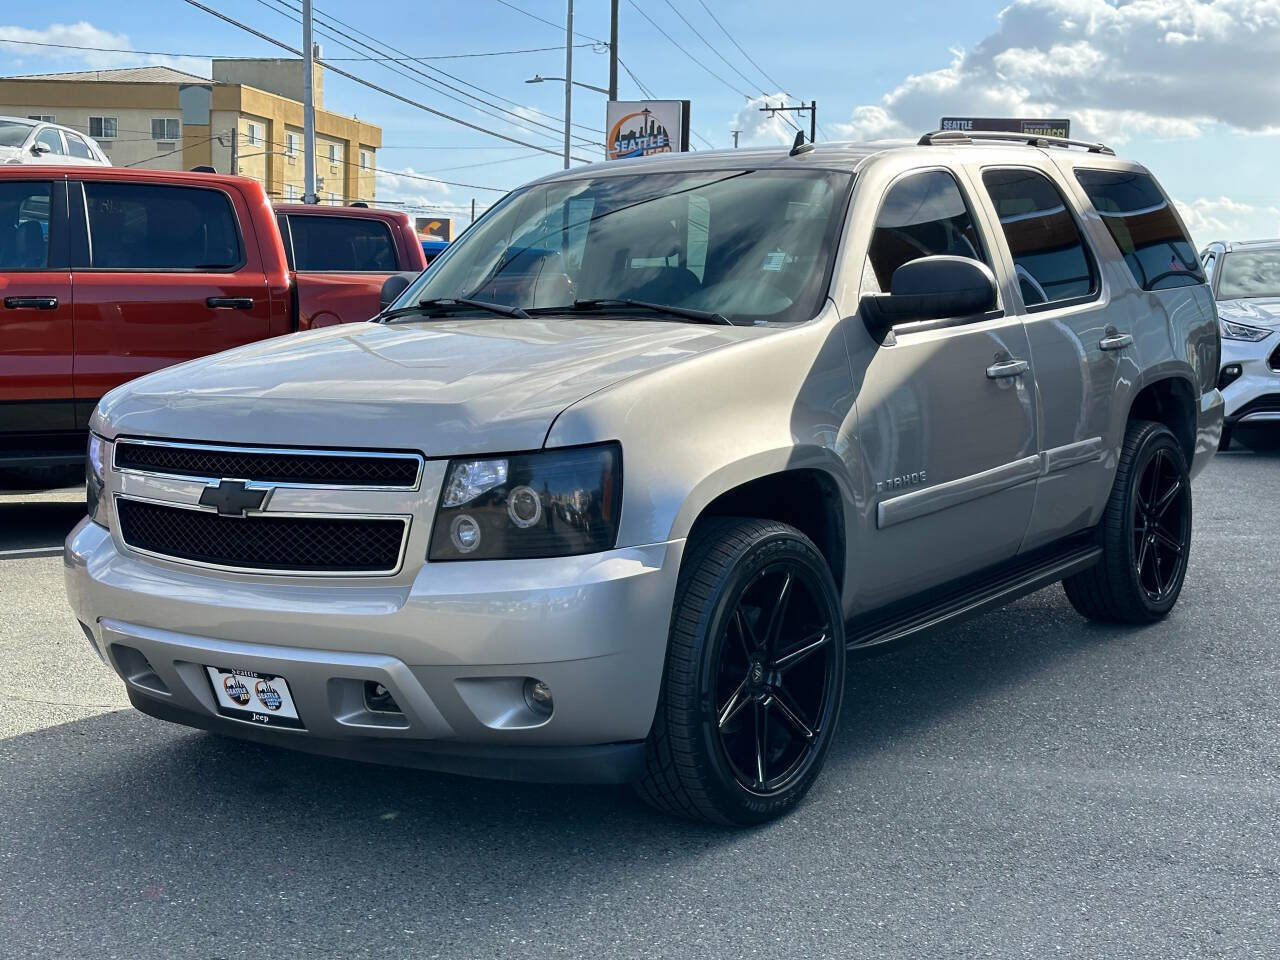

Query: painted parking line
[[0, 546, 63, 560]]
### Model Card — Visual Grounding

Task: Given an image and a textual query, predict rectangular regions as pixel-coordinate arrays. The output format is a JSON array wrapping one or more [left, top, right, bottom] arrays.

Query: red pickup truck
[[0, 166, 424, 467]]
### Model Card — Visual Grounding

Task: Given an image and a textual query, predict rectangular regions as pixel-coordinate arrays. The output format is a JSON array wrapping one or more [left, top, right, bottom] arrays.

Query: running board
[[846, 538, 1102, 652]]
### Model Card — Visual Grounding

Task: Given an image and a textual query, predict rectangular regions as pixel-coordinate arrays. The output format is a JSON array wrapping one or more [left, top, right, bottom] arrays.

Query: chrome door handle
[[3, 296, 57, 310], [1099, 332, 1133, 351], [206, 297, 255, 310], [986, 358, 1029, 379]]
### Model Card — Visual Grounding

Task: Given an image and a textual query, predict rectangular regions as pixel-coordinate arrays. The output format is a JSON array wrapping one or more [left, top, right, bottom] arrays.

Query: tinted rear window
[[287, 215, 397, 271], [84, 183, 242, 270], [1074, 169, 1202, 291]]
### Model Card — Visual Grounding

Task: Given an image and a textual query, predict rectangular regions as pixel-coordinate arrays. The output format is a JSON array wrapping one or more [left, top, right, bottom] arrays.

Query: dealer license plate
[[205, 666, 305, 729]]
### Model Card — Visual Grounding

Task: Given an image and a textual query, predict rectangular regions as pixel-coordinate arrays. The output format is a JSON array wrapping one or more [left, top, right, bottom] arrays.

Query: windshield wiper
[[380, 297, 530, 322], [565, 298, 734, 326]]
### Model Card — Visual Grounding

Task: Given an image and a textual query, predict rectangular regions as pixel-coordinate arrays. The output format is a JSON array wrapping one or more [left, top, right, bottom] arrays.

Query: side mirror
[[379, 272, 416, 311], [30, 143, 49, 156], [860, 255, 997, 341]]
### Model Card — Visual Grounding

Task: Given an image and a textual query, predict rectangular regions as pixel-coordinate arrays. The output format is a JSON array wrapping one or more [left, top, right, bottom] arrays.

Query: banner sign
[[606, 100, 691, 160], [415, 216, 453, 241], [940, 117, 1071, 138]]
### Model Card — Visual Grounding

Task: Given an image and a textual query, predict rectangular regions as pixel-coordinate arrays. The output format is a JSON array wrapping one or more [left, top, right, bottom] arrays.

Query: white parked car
[[0, 116, 110, 166]]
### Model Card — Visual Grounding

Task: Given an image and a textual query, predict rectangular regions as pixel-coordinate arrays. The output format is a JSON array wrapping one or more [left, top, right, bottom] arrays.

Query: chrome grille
[[116, 498, 408, 575]]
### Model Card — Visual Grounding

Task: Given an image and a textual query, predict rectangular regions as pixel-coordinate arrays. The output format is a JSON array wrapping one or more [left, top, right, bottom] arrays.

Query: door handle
[[986, 358, 1030, 380], [1099, 331, 1133, 351], [4, 296, 58, 310], [206, 297, 254, 310]]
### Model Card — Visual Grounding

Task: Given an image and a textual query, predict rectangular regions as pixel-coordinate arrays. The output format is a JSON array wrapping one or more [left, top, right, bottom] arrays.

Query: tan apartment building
[[0, 59, 380, 204]]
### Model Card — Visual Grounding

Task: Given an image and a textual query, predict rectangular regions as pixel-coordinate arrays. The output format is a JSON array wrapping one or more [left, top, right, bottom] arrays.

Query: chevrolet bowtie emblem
[[198, 479, 268, 517]]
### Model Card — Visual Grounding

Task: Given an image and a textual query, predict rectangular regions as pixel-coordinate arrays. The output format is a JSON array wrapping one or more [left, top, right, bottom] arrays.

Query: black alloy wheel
[[637, 517, 846, 825], [1064, 420, 1193, 624], [713, 564, 840, 795], [1132, 446, 1190, 604]]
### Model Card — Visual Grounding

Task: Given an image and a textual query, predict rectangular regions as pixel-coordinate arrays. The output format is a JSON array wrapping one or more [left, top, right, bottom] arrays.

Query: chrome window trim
[[111, 437, 425, 492], [113, 493, 412, 578]]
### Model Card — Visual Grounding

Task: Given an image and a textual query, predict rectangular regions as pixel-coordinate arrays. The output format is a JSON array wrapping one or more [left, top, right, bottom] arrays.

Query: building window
[[88, 116, 118, 140], [28, 115, 55, 123], [285, 184, 300, 200], [151, 118, 181, 141], [246, 122, 261, 146], [328, 192, 339, 204], [359, 150, 371, 170], [328, 144, 341, 164], [285, 132, 298, 156]]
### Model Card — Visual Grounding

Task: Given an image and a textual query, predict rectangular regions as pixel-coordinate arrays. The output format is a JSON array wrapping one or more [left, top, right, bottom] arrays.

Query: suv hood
[[1217, 297, 1280, 327], [95, 318, 751, 454]]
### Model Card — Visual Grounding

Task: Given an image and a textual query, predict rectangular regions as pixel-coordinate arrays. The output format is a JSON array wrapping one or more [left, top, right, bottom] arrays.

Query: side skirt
[[846, 533, 1101, 654]]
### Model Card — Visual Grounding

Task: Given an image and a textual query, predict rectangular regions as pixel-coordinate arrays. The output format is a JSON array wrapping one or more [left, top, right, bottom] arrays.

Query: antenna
[[789, 129, 814, 156]]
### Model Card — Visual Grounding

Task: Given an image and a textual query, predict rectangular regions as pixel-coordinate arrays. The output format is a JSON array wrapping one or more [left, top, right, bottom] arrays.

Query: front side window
[[863, 169, 985, 294], [1075, 169, 1202, 291], [982, 167, 1095, 308], [65, 133, 94, 160], [287, 215, 396, 271], [34, 129, 64, 156], [0, 182, 52, 270], [84, 183, 242, 270], [401, 168, 852, 325], [151, 118, 180, 141], [1215, 250, 1280, 300], [88, 116, 117, 140]]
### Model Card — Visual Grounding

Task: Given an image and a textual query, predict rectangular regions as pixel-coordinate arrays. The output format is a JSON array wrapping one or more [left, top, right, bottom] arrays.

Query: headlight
[[86, 433, 110, 527], [429, 444, 621, 561], [1220, 317, 1273, 341]]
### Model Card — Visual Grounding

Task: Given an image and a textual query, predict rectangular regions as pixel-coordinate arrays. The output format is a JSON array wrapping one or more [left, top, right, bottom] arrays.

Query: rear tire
[[636, 518, 845, 825], [1064, 420, 1192, 624]]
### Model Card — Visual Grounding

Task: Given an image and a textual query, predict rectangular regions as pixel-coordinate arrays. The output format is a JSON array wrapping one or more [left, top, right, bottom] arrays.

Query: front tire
[[636, 518, 845, 825], [1064, 420, 1192, 624]]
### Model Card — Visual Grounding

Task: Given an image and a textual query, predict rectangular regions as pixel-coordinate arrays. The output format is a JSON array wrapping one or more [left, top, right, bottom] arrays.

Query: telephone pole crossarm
[[758, 101, 819, 144]]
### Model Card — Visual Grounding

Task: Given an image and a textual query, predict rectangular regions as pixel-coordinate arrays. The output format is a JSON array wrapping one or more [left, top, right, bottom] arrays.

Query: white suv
[[1201, 239, 1280, 447], [0, 116, 110, 166]]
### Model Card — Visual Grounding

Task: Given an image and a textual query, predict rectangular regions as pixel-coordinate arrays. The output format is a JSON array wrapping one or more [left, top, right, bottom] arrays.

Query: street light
[[526, 74, 610, 96]]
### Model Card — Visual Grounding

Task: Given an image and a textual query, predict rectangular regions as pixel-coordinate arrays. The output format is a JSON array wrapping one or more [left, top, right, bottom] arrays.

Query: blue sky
[[3, 0, 1278, 241]]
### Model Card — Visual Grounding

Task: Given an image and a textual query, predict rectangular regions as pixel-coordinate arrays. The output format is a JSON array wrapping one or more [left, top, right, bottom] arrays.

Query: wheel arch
[[1126, 371, 1197, 465], [677, 453, 850, 595]]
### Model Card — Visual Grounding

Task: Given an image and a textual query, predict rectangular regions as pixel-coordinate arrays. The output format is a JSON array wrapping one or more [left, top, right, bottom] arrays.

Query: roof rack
[[917, 129, 1115, 155]]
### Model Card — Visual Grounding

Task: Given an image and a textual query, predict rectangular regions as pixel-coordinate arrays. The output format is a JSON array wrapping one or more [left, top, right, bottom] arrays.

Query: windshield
[[1216, 250, 1280, 300], [397, 168, 852, 324], [0, 120, 34, 148]]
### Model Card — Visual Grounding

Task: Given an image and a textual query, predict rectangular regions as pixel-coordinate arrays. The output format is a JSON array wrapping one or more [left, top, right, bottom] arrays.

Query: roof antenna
[[789, 129, 814, 156]]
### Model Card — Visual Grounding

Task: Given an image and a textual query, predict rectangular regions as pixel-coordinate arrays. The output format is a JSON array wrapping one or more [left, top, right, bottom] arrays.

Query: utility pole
[[471, 198, 476, 224], [608, 0, 618, 101], [758, 100, 818, 144], [302, 0, 318, 203], [562, 0, 573, 169], [731, 130, 740, 148], [230, 128, 238, 174]]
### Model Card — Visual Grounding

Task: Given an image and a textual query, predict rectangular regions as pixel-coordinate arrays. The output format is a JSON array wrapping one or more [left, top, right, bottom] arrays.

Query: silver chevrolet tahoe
[[65, 131, 1223, 825]]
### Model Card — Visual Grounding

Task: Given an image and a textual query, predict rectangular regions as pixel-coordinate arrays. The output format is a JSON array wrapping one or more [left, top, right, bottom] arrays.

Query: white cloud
[[833, 0, 1280, 145], [0, 22, 209, 77], [1175, 196, 1280, 245], [732, 93, 803, 147], [374, 167, 466, 215]]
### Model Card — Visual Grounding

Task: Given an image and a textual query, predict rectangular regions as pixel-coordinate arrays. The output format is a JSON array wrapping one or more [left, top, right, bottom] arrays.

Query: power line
[[179, 0, 595, 162], [0, 35, 594, 61], [254, 0, 602, 149], [268, 0, 604, 139], [625, 0, 753, 101]]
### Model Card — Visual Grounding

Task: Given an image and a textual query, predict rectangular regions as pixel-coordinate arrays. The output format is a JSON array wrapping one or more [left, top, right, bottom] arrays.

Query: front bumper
[[65, 519, 684, 783], [1220, 336, 1280, 424]]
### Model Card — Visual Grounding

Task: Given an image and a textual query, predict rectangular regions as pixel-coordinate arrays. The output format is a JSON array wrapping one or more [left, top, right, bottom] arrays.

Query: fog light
[[449, 514, 482, 553], [523, 678, 553, 716], [1219, 363, 1243, 390]]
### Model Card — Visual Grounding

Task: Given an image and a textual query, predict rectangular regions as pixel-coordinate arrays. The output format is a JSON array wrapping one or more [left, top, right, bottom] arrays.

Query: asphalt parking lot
[[1, 445, 1277, 960]]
